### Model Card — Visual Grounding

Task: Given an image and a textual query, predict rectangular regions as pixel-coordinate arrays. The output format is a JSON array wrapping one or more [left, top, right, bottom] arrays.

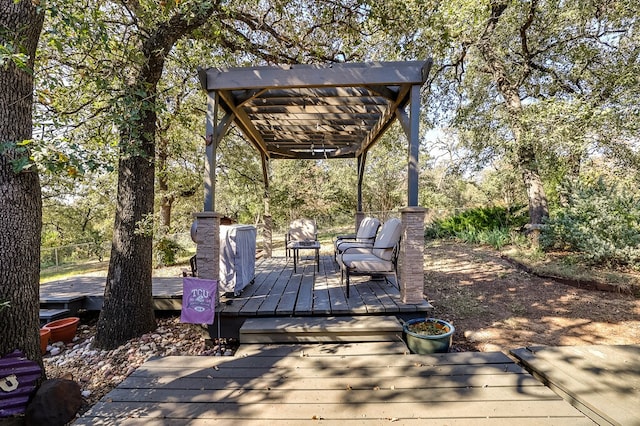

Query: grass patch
[[40, 260, 110, 283]]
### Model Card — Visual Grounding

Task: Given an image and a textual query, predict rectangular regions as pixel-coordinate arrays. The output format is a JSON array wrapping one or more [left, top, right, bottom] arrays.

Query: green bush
[[426, 205, 528, 242], [481, 228, 512, 250], [542, 177, 640, 268], [154, 238, 184, 268]]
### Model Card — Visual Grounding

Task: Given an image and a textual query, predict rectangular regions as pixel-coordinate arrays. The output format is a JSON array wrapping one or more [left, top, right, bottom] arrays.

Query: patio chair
[[337, 217, 402, 297], [333, 216, 381, 261], [285, 218, 317, 260]]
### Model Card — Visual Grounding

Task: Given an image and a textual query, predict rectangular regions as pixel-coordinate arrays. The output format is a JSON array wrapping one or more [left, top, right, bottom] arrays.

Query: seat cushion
[[340, 253, 394, 273], [335, 241, 374, 252]]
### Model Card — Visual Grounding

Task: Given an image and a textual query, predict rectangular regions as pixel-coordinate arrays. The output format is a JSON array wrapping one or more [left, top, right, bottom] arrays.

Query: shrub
[[425, 205, 528, 246], [542, 177, 640, 268], [480, 228, 512, 250], [154, 237, 184, 267]]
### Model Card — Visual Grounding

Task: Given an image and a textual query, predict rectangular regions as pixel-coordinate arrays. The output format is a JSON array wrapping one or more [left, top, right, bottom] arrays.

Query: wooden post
[[263, 214, 272, 258], [407, 84, 420, 207], [355, 211, 365, 232]]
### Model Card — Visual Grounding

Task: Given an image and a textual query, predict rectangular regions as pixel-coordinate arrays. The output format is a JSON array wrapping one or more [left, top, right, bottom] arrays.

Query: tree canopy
[[1, 0, 638, 353]]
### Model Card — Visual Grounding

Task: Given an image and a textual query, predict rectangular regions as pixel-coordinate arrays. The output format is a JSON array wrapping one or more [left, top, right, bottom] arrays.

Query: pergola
[[195, 60, 432, 304]]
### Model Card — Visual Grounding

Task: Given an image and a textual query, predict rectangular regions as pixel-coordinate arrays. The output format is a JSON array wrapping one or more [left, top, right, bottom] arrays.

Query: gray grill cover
[[219, 225, 257, 294]]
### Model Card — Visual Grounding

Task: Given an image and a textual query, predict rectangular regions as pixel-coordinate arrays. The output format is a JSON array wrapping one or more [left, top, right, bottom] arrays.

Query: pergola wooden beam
[[198, 59, 432, 209], [203, 61, 430, 91]]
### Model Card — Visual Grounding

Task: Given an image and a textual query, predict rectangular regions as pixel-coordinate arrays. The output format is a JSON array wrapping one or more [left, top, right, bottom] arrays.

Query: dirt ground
[[423, 240, 640, 352]]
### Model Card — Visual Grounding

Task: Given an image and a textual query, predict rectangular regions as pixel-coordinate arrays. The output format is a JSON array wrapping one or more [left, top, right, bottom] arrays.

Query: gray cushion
[[288, 218, 316, 242], [355, 217, 380, 242], [372, 218, 402, 261], [340, 253, 394, 273]]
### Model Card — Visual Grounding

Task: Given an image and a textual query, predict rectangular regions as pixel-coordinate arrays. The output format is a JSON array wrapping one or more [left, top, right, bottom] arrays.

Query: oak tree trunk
[[93, 103, 158, 349], [478, 1, 549, 225], [0, 1, 45, 363], [94, 4, 215, 349]]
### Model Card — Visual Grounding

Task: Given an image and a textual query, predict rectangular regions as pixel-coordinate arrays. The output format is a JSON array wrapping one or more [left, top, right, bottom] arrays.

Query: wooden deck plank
[[117, 372, 546, 392], [238, 315, 404, 344], [343, 279, 369, 314], [236, 260, 285, 315], [79, 344, 590, 424], [271, 266, 300, 315], [84, 399, 586, 421], [103, 385, 562, 404], [311, 258, 332, 314], [368, 278, 406, 312], [75, 418, 595, 426], [235, 342, 409, 357], [127, 363, 530, 380], [137, 349, 517, 366], [323, 257, 351, 314], [257, 266, 292, 315], [511, 344, 640, 426], [293, 265, 315, 314]]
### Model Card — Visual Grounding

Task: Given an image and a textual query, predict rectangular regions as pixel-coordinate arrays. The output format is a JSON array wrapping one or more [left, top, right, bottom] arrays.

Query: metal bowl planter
[[403, 318, 455, 354], [43, 317, 80, 344]]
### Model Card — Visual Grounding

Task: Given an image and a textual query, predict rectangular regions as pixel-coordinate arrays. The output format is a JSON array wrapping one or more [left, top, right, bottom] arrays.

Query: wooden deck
[[219, 255, 431, 317], [40, 256, 432, 317], [511, 344, 640, 425], [76, 343, 593, 425]]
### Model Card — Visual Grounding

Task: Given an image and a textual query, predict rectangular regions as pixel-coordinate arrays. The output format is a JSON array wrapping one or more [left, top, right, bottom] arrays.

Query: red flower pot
[[40, 328, 51, 354], [43, 317, 80, 344]]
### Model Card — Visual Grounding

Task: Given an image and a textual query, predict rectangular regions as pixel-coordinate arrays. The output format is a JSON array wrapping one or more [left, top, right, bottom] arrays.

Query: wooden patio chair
[[337, 217, 402, 297], [285, 218, 317, 260], [333, 216, 381, 261]]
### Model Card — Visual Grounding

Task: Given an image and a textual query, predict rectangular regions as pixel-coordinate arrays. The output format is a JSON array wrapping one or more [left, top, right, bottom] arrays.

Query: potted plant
[[403, 317, 455, 354]]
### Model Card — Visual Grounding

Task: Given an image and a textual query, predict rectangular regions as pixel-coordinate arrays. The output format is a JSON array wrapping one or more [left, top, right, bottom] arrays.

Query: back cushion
[[289, 219, 316, 241], [372, 218, 401, 260], [355, 217, 380, 242]]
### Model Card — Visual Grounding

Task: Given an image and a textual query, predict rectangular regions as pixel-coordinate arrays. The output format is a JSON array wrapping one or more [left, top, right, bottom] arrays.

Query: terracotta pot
[[40, 328, 51, 354], [403, 318, 455, 354], [43, 317, 80, 344]]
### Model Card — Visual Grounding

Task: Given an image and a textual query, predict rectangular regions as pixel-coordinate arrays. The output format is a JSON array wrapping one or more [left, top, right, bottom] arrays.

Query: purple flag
[[181, 277, 217, 324]]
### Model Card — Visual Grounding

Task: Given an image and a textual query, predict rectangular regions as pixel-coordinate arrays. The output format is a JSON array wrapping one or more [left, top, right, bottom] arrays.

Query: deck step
[[39, 308, 71, 325], [239, 315, 404, 344], [40, 295, 86, 314]]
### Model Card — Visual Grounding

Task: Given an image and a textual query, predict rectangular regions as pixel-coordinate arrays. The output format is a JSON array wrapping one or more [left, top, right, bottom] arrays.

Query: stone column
[[263, 214, 272, 258], [192, 212, 220, 304], [399, 206, 427, 304]]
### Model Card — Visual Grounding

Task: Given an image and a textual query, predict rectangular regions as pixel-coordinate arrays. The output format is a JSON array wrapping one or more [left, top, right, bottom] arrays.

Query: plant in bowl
[[403, 317, 455, 354]]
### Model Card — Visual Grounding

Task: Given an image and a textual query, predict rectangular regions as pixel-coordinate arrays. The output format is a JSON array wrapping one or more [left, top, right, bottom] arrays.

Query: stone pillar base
[[193, 212, 220, 305], [399, 207, 427, 304]]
